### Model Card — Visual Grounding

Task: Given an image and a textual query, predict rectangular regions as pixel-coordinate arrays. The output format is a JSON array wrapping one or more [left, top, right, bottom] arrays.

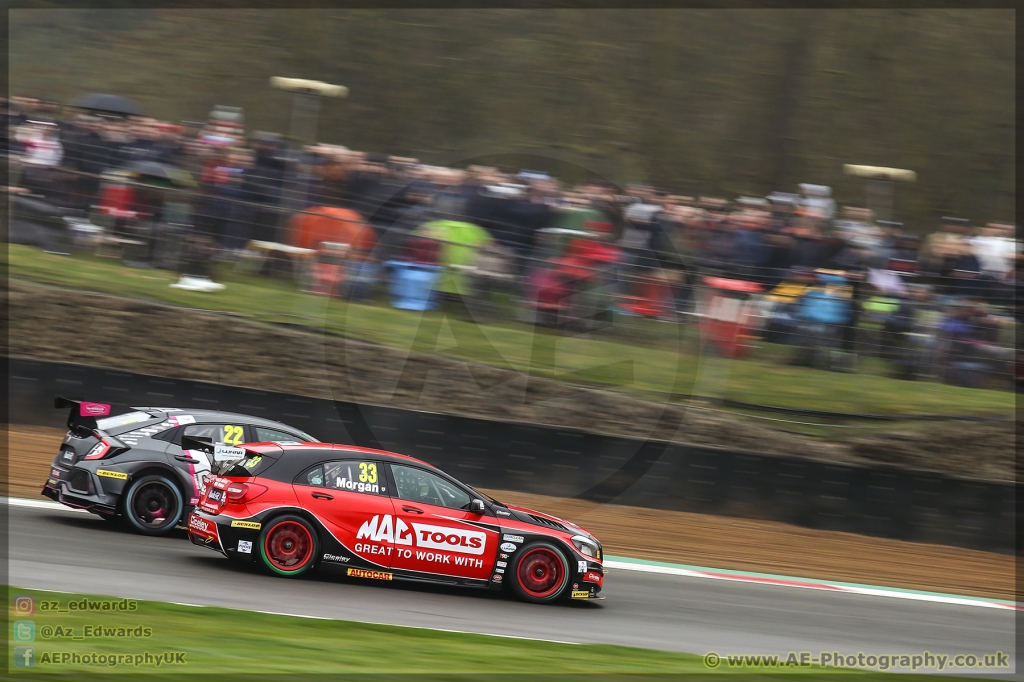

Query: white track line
[[602, 560, 1017, 610], [6, 496, 90, 513], [7, 496, 1016, 611]]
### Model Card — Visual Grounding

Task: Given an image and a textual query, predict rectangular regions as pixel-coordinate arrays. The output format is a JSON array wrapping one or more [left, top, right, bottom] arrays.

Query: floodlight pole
[[269, 78, 348, 243], [270, 77, 348, 148], [842, 164, 916, 224], [865, 178, 895, 222], [288, 91, 321, 147]]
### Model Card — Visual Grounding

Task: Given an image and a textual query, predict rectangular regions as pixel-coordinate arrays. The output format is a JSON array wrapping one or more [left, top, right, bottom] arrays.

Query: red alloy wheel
[[516, 547, 565, 599], [263, 521, 313, 572]]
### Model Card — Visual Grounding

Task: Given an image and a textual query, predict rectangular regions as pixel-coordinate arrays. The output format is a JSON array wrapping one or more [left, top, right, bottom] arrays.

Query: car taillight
[[225, 482, 267, 503], [83, 440, 112, 460]]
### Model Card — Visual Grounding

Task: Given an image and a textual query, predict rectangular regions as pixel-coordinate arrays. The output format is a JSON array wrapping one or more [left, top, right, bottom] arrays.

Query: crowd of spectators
[[4, 95, 1020, 389]]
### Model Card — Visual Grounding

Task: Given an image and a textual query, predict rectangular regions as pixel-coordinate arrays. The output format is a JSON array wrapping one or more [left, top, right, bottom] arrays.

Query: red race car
[[187, 440, 604, 604]]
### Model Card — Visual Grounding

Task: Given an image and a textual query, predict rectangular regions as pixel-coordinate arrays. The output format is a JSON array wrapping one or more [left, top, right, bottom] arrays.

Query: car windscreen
[[96, 411, 166, 436]]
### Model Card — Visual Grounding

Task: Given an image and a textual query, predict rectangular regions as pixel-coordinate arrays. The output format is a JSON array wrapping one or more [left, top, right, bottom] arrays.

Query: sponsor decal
[[322, 553, 350, 563], [237, 540, 252, 554], [326, 461, 379, 494], [357, 514, 409, 545], [335, 478, 379, 494], [347, 568, 392, 581], [500, 553, 509, 559], [585, 571, 603, 583], [230, 520, 261, 530], [500, 542, 517, 552], [496, 561, 507, 568], [596, 548, 601, 561], [492, 574, 502, 582], [503, 534, 525, 543], [412, 522, 486, 555], [190, 497, 200, 505], [578, 560, 588, 574], [119, 421, 173, 446], [356, 515, 487, 556], [187, 514, 215, 536], [80, 402, 111, 417], [96, 469, 128, 480], [168, 415, 196, 426], [51, 468, 62, 478], [574, 583, 579, 589], [355, 543, 391, 557], [496, 509, 511, 517], [495, 568, 504, 574], [47, 478, 57, 485], [62, 450, 74, 462], [571, 590, 590, 599], [214, 445, 247, 462]]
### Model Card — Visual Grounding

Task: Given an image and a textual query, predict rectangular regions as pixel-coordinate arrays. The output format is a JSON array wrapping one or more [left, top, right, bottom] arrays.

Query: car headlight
[[571, 535, 600, 559]]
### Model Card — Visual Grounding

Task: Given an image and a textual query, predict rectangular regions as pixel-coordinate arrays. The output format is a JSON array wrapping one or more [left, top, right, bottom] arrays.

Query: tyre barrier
[[7, 356, 1016, 554]]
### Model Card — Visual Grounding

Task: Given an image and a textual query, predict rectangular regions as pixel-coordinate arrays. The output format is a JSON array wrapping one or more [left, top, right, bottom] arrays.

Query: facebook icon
[[13, 646, 35, 668]]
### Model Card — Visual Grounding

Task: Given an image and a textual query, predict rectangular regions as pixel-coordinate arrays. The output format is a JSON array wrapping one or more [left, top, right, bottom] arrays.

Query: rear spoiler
[[182, 435, 251, 466], [54, 397, 129, 458], [54, 397, 112, 438]]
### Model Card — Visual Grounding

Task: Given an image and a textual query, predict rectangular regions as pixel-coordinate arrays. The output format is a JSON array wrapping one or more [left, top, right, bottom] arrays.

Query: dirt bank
[[7, 425, 1011, 600], [8, 279, 1012, 480]]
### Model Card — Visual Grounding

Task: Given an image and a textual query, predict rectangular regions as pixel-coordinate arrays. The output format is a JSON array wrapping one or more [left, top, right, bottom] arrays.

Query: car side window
[[391, 464, 471, 510], [323, 460, 385, 495], [181, 423, 247, 445], [301, 465, 325, 487], [254, 427, 304, 442]]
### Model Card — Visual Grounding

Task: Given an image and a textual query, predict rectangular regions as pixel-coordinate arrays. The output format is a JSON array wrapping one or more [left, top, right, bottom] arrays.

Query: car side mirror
[[470, 498, 486, 514]]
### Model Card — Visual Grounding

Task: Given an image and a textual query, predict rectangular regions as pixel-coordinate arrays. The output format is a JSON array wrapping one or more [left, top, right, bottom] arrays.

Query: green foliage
[[10, 245, 1014, 418], [7, 586, 975, 679], [9, 9, 1014, 227]]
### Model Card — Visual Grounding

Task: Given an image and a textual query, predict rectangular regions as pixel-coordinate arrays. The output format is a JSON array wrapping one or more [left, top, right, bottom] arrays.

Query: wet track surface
[[8, 503, 1016, 667]]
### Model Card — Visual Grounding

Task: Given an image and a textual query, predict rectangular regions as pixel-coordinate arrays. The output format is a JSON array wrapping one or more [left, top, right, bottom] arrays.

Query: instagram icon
[[12, 595, 34, 616]]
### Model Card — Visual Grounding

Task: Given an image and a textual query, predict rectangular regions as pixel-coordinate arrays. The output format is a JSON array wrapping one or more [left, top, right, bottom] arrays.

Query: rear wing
[[54, 397, 130, 458], [54, 397, 112, 438], [181, 435, 251, 470]]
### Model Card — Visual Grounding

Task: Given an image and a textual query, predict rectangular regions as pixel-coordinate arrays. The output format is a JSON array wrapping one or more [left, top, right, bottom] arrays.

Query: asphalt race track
[[8, 502, 1016, 669]]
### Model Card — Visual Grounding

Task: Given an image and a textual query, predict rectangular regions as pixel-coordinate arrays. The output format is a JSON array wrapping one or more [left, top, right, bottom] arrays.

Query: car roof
[[244, 442, 434, 469], [131, 407, 307, 432]]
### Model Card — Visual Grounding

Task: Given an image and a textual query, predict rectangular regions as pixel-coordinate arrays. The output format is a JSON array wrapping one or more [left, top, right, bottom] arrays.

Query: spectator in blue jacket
[[791, 271, 854, 369]]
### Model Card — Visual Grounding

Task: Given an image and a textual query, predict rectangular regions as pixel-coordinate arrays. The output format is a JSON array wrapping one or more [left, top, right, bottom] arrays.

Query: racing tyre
[[122, 474, 184, 536], [511, 541, 570, 604], [258, 515, 319, 577]]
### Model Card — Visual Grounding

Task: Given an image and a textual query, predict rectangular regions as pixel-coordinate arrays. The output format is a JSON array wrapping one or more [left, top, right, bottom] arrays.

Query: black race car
[[43, 398, 318, 536]]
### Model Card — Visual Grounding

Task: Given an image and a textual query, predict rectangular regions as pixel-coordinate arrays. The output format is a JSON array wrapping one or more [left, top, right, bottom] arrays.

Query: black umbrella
[[69, 93, 144, 117], [122, 161, 196, 188]]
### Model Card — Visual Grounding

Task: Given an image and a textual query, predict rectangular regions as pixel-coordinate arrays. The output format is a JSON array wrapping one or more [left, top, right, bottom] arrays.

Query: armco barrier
[[7, 357, 1016, 554]]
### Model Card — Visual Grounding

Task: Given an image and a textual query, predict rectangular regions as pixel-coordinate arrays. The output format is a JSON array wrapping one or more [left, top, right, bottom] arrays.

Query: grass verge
[[5, 586, 981, 679], [9, 244, 1013, 417]]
